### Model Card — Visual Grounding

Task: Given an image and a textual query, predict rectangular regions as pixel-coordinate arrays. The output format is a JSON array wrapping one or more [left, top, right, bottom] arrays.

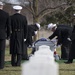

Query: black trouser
[[0, 39, 5, 69], [22, 42, 29, 60], [61, 42, 71, 59], [31, 47, 36, 54], [11, 54, 22, 66], [68, 59, 73, 62]]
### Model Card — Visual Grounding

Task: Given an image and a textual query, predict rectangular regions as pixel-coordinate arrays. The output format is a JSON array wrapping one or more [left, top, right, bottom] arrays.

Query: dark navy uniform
[[22, 24, 40, 60], [10, 13, 28, 66], [26, 24, 39, 46], [65, 26, 75, 63], [49, 25, 73, 60], [0, 9, 10, 69]]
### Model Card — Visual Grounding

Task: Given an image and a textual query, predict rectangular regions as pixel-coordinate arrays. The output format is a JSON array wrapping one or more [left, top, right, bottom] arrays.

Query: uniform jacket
[[26, 24, 39, 46], [10, 13, 28, 54], [0, 9, 10, 39], [69, 26, 75, 59], [49, 25, 73, 45]]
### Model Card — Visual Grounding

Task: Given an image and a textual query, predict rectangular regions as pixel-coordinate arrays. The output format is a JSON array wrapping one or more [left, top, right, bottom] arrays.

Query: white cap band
[[13, 5, 22, 10], [48, 23, 56, 30], [0, 1, 4, 6], [36, 23, 40, 30]]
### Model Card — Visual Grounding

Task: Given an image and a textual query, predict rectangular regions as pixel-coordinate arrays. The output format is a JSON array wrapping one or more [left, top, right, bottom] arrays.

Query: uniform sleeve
[[48, 28, 62, 45], [68, 27, 73, 38], [70, 27, 75, 41], [48, 30, 57, 40], [6, 14, 11, 39], [24, 16, 28, 39], [57, 31, 62, 45], [29, 25, 36, 36]]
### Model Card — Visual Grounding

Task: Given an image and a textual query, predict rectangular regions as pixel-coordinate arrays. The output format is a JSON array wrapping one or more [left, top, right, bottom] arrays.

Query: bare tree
[[1, 0, 75, 40], [21, 0, 75, 23], [1, 0, 75, 23]]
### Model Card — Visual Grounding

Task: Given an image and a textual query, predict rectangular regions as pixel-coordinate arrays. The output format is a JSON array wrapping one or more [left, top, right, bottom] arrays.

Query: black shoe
[[12, 64, 17, 66], [16, 62, 21, 66], [64, 61, 72, 64], [0, 67, 4, 69], [16, 64, 20, 66], [60, 58, 68, 60], [22, 57, 29, 60]]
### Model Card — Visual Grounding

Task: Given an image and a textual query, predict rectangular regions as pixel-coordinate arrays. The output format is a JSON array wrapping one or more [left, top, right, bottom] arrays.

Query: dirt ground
[[39, 29, 52, 38]]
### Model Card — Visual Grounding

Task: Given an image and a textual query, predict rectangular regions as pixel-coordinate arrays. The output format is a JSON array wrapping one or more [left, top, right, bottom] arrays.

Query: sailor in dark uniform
[[0, 1, 10, 69], [26, 23, 40, 46], [47, 23, 72, 60], [10, 5, 28, 66], [65, 25, 75, 64], [22, 23, 40, 60]]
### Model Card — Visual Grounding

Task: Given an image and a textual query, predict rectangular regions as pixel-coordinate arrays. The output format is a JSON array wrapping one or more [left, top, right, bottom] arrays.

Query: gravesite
[[0, 0, 75, 75]]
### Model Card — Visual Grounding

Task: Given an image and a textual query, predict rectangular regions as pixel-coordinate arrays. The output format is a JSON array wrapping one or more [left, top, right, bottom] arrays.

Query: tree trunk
[[33, 16, 39, 41], [33, 0, 39, 41]]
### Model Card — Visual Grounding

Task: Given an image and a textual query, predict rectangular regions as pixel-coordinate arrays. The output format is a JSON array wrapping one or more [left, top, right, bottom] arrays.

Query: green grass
[[0, 47, 75, 75], [56, 47, 75, 75]]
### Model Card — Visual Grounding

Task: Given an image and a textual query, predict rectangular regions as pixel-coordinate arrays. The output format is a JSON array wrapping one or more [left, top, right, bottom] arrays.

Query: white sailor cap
[[0, 1, 4, 6], [13, 5, 22, 10], [36, 23, 40, 30], [48, 23, 56, 30], [73, 14, 75, 16]]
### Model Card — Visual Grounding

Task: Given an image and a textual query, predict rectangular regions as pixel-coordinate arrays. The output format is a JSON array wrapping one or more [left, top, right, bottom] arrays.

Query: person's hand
[[67, 38, 71, 41], [46, 38, 50, 41], [57, 45, 61, 48], [34, 31, 37, 35], [24, 39, 26, 42]]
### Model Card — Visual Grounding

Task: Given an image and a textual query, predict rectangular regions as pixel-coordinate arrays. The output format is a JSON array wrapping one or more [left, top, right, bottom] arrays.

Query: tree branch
[[37, 3, 70, 19]]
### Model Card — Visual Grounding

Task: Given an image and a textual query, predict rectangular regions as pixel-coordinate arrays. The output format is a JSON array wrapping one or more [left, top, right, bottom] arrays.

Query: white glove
[[46, 38, 50, 41], [57, 45, 61, 48], [67, 38, 71, 41], [34, 31, 37, 35], [24, 39, 26, 42]]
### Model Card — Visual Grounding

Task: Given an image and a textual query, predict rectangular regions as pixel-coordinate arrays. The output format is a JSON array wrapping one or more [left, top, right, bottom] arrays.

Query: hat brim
[[13, 6, 22, 10]]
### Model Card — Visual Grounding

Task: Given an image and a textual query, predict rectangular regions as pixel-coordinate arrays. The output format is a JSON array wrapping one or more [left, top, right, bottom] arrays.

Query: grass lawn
[[0, 47, 75, 75]]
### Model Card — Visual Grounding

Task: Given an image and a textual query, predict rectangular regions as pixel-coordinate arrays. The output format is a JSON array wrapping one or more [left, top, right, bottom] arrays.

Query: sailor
[[10, 5, 28, 66], [0, 1, 10, 69], [48, 23, 72, 60]]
